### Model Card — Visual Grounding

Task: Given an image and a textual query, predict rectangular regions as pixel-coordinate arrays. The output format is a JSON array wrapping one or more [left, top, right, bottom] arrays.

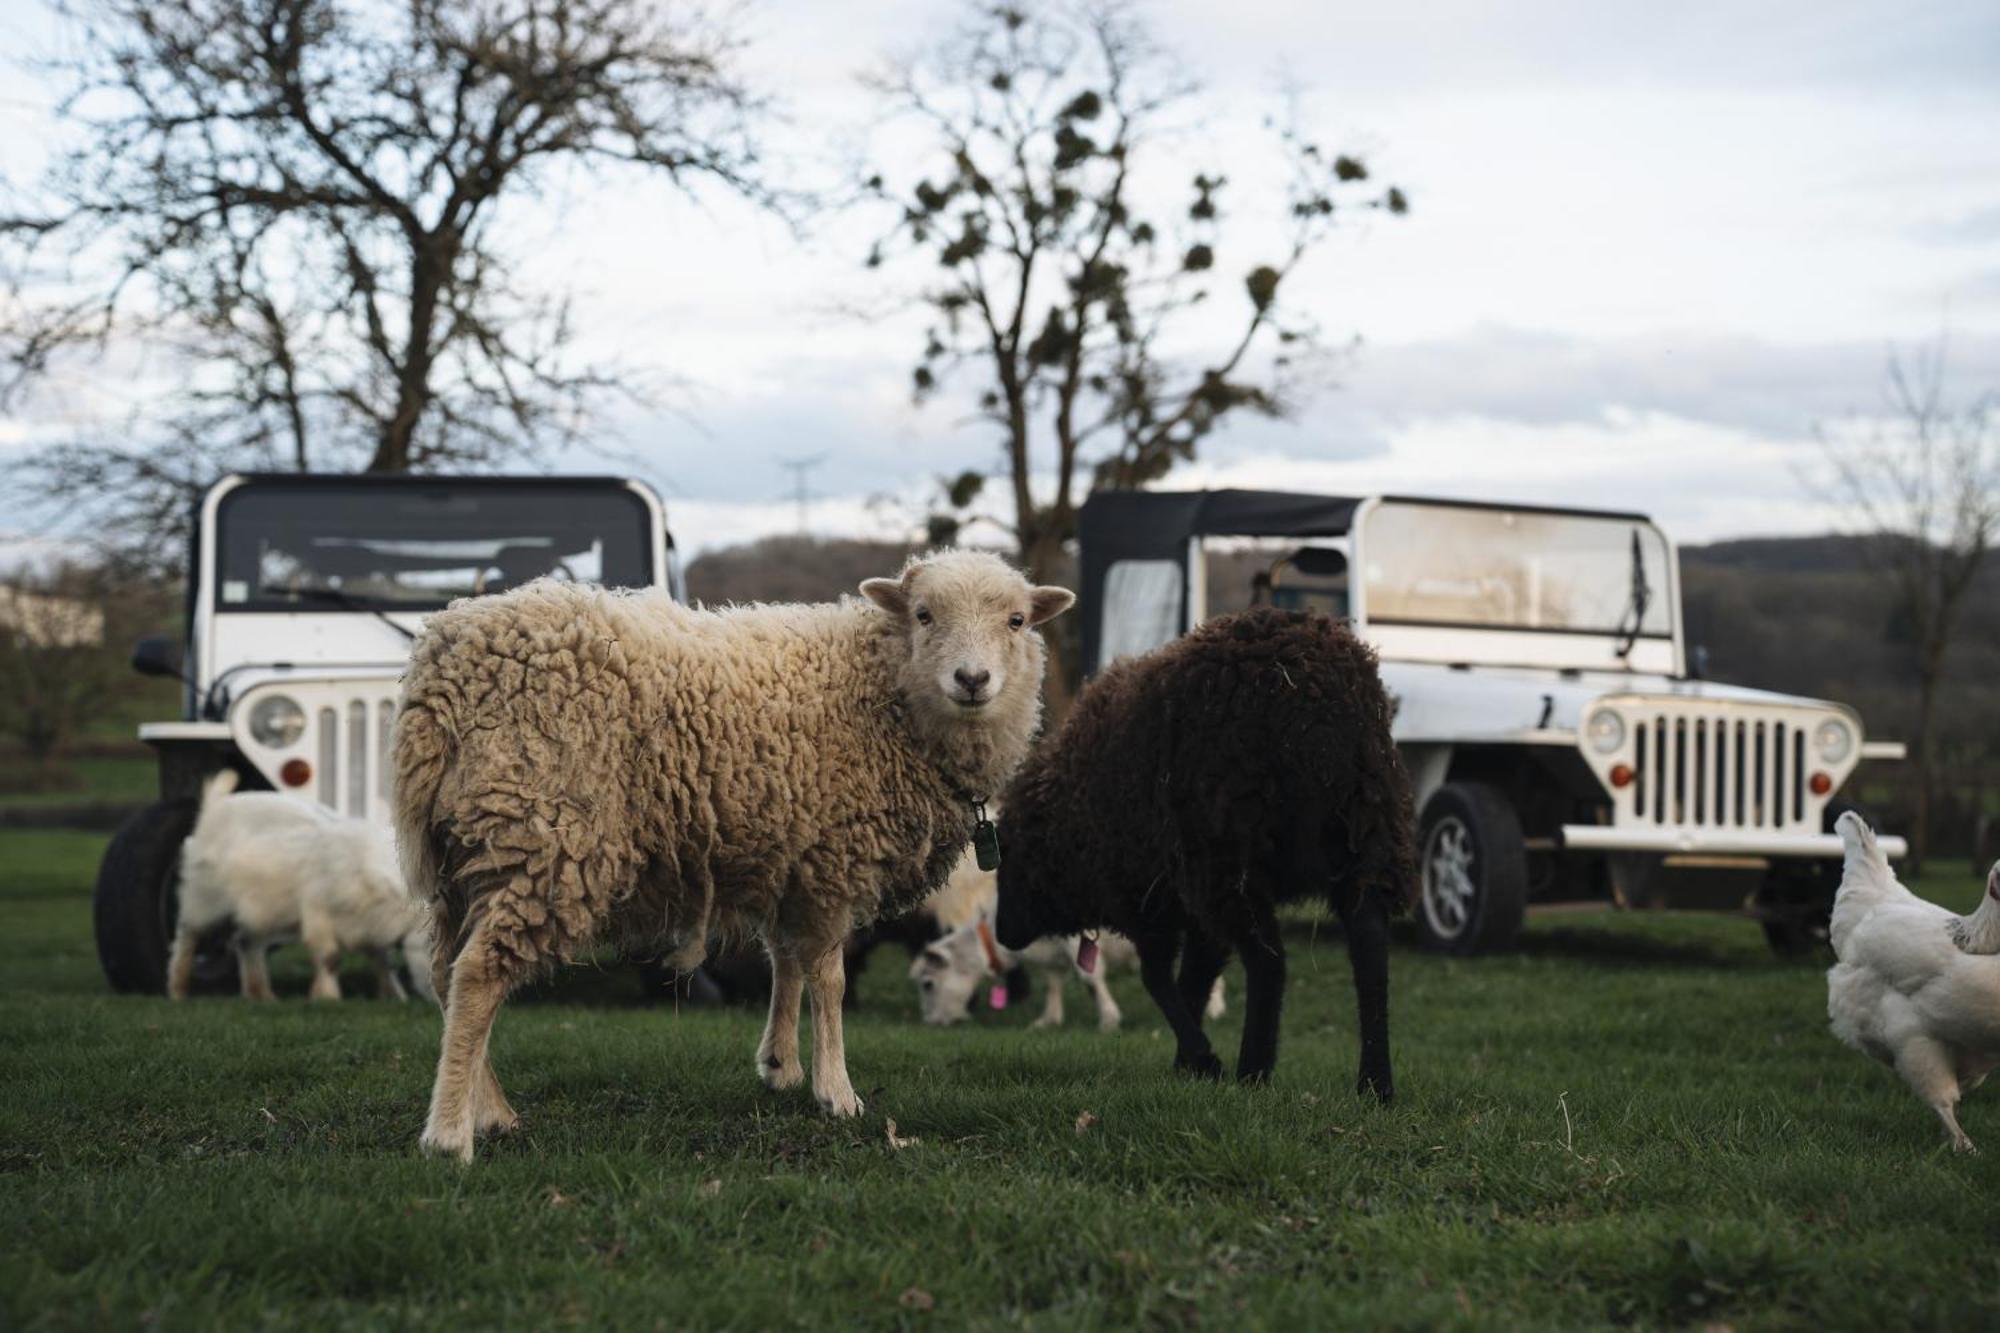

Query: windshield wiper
[[286, 586, 419, 641], [1614, 529, 1651, 659]]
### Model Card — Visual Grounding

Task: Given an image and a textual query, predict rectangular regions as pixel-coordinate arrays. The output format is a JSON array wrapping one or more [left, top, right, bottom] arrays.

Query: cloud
[[1305, 326, 2000, 438], [1910, 204, 2000, 246], [1162, 408, 1850, 543], [565, 319, 2000, 558]]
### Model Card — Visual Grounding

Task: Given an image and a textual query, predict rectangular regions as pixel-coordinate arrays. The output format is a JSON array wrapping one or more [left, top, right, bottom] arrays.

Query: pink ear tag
[[988, 985, 1009, 1011], [1076, 937, 1099, 974]]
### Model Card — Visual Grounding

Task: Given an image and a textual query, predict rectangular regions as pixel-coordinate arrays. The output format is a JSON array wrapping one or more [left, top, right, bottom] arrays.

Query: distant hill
[[684, 536, 919, 608], [1680, 535, 1999, 750]]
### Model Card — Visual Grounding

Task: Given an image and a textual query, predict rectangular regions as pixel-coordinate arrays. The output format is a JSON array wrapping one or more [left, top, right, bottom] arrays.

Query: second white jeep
[[1077, 489, 1905, 956]]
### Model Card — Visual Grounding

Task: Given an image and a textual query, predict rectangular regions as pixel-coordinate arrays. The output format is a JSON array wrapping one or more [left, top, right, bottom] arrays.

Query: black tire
[[92, 799, 235, 995], [1760, 859, 1834, 957], [1758, 799, 1857, 958], [1415, 782, 1528, 956], [1760, 914, 1824, 958]]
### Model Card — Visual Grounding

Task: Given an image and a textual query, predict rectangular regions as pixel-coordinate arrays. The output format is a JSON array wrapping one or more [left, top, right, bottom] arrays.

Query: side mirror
[[131, 634, 184, 679]]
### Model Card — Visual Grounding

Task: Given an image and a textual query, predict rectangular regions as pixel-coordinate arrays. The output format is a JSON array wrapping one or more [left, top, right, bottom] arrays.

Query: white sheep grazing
[[169, 770, 434, 1004], [910, 909, 1225, 1032], [394, 549, 1073, 1160]]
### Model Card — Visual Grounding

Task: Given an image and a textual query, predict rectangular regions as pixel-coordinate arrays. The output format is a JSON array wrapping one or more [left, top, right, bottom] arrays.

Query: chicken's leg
[[1896, 1037, 1976, 1152]]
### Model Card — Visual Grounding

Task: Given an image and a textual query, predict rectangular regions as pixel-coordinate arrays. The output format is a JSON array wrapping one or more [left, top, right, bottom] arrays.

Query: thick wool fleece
[[994, 607, 1416, 1092], [393, 570, 1045, 989], [998, 608, 1416, 940]]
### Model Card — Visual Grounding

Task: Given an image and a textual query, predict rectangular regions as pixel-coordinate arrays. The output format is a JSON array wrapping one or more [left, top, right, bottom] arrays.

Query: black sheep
[[993, 608, 1417, 1097]]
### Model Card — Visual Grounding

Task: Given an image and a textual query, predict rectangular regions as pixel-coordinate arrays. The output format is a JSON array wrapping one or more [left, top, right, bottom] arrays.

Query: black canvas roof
[[1077, 489, 1364, 675]]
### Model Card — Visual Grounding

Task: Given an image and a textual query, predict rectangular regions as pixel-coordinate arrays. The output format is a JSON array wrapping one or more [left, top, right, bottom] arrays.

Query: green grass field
[[0, 756, 158, 808], [3, 831, 1997, 1331]]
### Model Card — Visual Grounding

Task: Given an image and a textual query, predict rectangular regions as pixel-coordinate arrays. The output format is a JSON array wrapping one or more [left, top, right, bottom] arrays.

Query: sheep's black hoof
[[1237, 1067, 1273, 1088], [1175, 1051, 1224, 1081], [1356, 1071, 1394, 1105]]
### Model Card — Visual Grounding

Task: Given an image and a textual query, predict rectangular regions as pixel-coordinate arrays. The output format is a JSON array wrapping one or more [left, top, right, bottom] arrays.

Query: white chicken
[[1826, 810, 2000, 1151]]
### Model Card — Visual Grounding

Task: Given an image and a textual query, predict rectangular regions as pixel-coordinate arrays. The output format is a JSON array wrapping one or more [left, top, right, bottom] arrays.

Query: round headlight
[[248, 694, 306, 749], [1814, 718, 1854, 765], [1585, 709, 1627, 754]]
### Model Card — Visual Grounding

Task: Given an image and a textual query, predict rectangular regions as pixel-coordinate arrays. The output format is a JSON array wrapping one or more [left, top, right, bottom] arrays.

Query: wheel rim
[[1422, 816, 1477, 940]]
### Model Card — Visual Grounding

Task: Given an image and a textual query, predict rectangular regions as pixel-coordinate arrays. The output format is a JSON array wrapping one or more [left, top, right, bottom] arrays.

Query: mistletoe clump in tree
[[864, 1, 1404, 691]]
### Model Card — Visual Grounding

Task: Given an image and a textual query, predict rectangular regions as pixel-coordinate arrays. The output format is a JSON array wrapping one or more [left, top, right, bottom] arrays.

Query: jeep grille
[[231, 679, 402, 825], [1632, 714, 1806, 829], [1578, 697, 1863, 836], [313, 697, 397, 818]]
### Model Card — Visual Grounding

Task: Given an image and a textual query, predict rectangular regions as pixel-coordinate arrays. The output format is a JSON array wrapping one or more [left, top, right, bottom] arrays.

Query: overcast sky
[[3, 0, 1997, 555]]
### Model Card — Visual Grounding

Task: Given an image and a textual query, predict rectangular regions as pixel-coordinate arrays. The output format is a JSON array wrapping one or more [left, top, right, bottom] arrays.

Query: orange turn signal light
[[1609, 763, 1635, 789], [279, 758, 313, 788], [1809, 771, 1833, 796]]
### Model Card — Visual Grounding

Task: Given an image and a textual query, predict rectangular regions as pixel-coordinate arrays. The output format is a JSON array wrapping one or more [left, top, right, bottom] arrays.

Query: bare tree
[[1823, 339, 1999, 870], [862, 1, 1404, 702], [2, 0, 775, 560]]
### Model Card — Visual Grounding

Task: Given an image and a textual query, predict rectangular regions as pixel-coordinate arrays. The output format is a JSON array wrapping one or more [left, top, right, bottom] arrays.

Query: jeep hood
[[1381, 661, 1847, 747]]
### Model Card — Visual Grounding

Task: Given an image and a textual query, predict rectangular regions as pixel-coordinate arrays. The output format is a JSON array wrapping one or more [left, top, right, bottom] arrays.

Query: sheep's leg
[[1175, 930, 1230, 1032], [1339, 888, 1395, 1104], [1030, 961, 1066, 1028], [1894, 1036, 1974, 1152], [237, 936, 277, 1002], [1081, 958, 1123, 1032], [1136, 929, 1220, 1079], [372, 947, 409, 1002], [1232, 905, 1287, 1086], [166, 925, 199, 1000], [470, 1030, 519, 1135], [421, 916, 514, 1163], [757, 949, 805, 1091], [302, 910, 343, 1002], [805, 945, 864, 1117]]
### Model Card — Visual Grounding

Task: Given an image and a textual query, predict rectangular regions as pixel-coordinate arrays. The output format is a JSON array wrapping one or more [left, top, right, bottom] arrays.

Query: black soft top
[[1078, 489, 1363, 676]]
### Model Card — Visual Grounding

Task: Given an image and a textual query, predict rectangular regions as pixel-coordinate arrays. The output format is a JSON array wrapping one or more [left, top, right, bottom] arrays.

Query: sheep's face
[[861, 550, 1074, 719], [907, 929, 987, 1025]]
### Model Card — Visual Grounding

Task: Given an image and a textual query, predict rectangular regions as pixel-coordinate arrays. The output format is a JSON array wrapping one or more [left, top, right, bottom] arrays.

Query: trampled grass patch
[[3, 828, 1998, 1329]]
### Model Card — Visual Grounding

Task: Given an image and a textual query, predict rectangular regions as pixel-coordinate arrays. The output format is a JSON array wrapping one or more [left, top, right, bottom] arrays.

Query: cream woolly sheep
[[906, 853, 1226, 1030], [911, 914, 1125, 1030], [394, 549, 1072, 1160], [170, 771, 434, 1004]]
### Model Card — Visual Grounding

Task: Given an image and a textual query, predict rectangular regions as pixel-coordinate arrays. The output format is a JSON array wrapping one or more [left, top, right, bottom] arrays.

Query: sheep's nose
[[954, 667, 991, 693]]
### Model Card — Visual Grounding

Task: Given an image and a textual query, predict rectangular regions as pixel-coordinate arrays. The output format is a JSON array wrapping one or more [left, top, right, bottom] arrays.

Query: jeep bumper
[[1560, 825, 1907, 860]]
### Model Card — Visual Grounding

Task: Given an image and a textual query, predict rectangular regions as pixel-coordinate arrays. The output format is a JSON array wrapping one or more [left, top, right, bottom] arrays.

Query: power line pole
[[776, 454, 827, 537]]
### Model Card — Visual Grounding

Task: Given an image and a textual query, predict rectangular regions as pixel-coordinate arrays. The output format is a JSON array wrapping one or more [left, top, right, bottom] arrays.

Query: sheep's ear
[[860, 577, 910, 616], [1027, 585, 1076, 625]]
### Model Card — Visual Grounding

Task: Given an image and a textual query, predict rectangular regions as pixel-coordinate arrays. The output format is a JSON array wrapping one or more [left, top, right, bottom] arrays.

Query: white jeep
[[1077, 489, 1906, 956], [92, 472, 679, 993]]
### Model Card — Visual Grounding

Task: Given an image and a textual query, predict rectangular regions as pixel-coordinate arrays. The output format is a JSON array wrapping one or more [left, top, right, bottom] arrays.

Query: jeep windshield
[[1359, 500, 1673, 638], [212, 480, 655, 611]]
